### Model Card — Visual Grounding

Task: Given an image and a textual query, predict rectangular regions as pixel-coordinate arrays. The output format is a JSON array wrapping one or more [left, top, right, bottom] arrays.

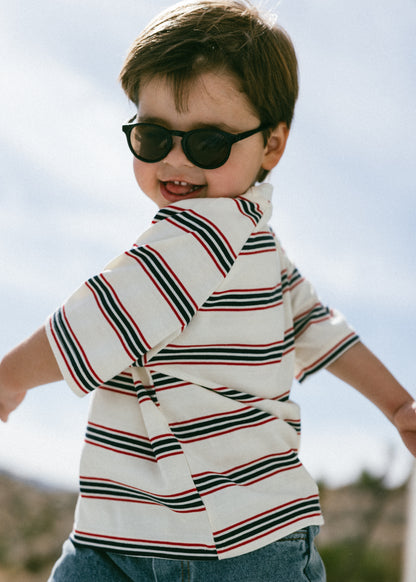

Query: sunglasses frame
[[122, 116, 271, 170]]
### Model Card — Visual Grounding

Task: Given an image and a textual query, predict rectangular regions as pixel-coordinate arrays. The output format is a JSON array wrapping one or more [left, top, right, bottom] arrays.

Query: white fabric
[[46, 184, 359, 560]]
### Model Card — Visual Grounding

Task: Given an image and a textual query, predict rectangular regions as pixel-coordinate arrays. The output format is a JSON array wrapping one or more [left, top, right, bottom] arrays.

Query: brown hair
[[119, 0, 299, 181]]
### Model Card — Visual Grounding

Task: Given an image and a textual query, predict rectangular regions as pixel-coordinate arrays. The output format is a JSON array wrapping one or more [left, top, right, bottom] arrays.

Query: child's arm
[[0, 326, 62, 422], [327, 341, 416, 456]]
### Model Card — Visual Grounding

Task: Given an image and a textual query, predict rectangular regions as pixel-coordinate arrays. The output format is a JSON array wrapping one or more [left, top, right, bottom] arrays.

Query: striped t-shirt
[[46, 183, 359, 560]]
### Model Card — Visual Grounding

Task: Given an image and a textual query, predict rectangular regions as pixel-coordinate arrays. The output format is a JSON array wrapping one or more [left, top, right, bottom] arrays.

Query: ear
[[261, 122, 290, 171]]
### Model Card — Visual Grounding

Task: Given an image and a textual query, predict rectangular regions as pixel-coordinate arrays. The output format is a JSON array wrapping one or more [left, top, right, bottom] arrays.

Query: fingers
[[0, 390, 26, 422], [0, 407, 9, 423], [393, 401, 416, 457], [394, 400, 416, 430]]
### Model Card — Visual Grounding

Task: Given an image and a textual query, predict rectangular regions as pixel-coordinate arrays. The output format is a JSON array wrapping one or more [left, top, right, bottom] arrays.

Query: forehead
[[137, 72, 260, 129]]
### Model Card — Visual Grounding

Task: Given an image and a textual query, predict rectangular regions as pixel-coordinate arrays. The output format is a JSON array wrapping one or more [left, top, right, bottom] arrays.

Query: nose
[[164, 136, 193, 167]]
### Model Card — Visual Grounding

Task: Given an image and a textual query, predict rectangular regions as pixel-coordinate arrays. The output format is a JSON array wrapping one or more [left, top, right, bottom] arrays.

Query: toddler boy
[[1, 1, 415, 580]]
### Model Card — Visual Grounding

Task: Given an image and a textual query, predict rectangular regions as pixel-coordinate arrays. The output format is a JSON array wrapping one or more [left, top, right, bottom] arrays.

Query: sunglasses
[[122, 117, 270, 170]]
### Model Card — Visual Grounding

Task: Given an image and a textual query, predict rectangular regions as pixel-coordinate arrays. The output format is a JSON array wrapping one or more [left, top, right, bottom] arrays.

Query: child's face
[[132, 71, 286, 208]]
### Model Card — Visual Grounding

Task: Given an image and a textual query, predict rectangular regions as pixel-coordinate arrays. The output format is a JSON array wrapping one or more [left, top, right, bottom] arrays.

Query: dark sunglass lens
[[186, 130, 229, 168], [131, 125, 170, 161]]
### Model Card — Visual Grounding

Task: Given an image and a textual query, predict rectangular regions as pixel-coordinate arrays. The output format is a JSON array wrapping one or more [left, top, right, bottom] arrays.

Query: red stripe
[[99, 386, 137, 397], [210, 285, 280, 296], [162, 337, 292, 350], [170, 405, 253, 426], [60, 306, 104, 384], [216, 513, 322, 555], [188, 208, 237, 258], [165, 218, 228, 277], [296, 332, 358, 380], [147, 245, 198, 311], [194, 450, 299, 480], [73, 529, 216, 550], [153, 380, 191, 393], [85, 279, 137, 361], [199, 300, 283, 313], [272, 389, 291, 401], [280, 267, 304, 293], [198, 463, 302, 497], [233, 197, 262, 227], [125, 250, 188, 330], [80, 495, 206, 512], [212, 387, 264, 403], [88, 421, 173, 442], [48, 318, 90, 395], [84, 439, 182, 462], [163, 203, 237, 261], [295, 314, 332, 338], [80, 475, 198, 499], [100, 273, 151, 351], [174, 417, 276, 444], [293, 302, 322, 323], [240, 248, 276, 256], [149, 346, 295, 367], [248, 230, 272, 236], [214, 494, 320, 535]]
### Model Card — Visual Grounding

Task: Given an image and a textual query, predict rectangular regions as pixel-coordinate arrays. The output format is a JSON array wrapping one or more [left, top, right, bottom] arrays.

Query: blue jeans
[[48, 526, 325, 581]]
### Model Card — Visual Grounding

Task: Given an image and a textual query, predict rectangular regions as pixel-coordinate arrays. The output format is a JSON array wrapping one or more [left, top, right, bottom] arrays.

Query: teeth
[[164, 180, 202, 194]]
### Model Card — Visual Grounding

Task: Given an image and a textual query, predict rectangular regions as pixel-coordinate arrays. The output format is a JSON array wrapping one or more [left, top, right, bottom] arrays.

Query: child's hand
[[0, 353, 27, 421], [0, 327, 63, 422], [0, 353, 27, 422], [393, 400, 416, 457], [0, 382, 27, 422]]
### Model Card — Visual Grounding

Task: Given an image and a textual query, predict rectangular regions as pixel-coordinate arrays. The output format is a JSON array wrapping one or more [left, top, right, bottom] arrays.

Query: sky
[[0, 0, 415, 491]]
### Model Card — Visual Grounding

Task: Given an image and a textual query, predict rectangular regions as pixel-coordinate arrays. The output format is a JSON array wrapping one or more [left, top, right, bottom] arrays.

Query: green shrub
[[321, 542, 401, 582]]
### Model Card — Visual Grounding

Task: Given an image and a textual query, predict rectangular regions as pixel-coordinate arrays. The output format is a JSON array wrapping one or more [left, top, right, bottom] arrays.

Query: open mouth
[[162, 180, 204, 196]]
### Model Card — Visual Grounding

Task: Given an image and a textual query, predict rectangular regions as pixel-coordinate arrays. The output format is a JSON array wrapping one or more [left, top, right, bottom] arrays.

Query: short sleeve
[[45, 191, 271, 396], [280, 249, 360, 383]]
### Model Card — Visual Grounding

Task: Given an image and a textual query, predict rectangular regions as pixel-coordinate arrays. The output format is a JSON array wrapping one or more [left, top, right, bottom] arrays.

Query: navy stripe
[[51, 309, 99, 393], [153, 207, 235, 273], [149, 334, 295, 366], [80, 479, 204, 512], [171, 408, 272, 441], [194, 451, 300, 495], [100, 373, 137, 396], [294, 305, 332, 337], [201, 286, 282, 310], [298, 333, 360, 383], [85, 424, 182, 460], [281, 268, 303, 292], [87, 275, 148, 358], [71, 534, 218, 560], [235, 197, 263, 224], [240, 232, 276, 253], [214, 497, 321, 550], [127, 246, 195, 326], [209, 386, 264, 403]]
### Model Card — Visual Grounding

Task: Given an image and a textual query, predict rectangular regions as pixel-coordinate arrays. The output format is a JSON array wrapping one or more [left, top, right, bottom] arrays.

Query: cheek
[[226, 142, 266, 179], [204, 165, 254, 198], [132, 158, 143, 186], [132, 158, 156, 191], [215, 152, 263, 190]]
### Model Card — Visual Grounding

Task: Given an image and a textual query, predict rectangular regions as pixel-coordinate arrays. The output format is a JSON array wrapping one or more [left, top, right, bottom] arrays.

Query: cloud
[[0, 41, 129, 198]]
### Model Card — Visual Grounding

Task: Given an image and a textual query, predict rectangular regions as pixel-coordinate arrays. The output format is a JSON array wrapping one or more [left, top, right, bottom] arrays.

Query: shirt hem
[[69, 515, 324, 561]]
